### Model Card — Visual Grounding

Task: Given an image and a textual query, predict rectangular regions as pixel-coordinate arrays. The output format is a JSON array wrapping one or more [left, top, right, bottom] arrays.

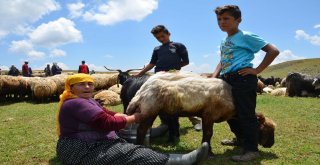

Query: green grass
[[0, 95, 319, 165], [260, 58, 320, 78]]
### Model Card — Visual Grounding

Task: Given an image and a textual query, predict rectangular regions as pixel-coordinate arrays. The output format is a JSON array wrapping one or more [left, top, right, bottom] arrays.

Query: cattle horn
[[104, 66, 122, 73]]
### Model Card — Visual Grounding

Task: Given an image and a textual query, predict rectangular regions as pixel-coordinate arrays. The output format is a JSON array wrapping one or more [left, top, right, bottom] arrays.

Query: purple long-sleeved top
[[59, 98, 127, 143]]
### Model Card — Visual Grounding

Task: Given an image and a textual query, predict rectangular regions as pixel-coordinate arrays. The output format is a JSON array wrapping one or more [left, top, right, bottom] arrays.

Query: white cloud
[[0, 0, 60, 38], [50, 49, 66, 57], [27, 50, 45, 59], [181, 62, 212, 73], [9, 40, 45, 60], [88, 64, 105, 71], [29, 17, 83, 47], [314, 24, 320, 29], [9, 17, 81, 60], [104, 54, 114, 58], [203, 54, 210, 58], [56, 62, 69, 70], [0, 65, 9, 70], [82, 0, 158, 25], [67, 2, 85, 18], [9, 40, 33, 54], [35, 62, 69, 70], [253, 50, 305, 67], [12, 25, 33, 36], [295, 29, 320, 46]]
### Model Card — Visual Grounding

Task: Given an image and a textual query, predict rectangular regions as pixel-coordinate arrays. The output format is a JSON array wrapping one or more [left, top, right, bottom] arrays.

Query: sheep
[[126, 71, 276, 155], [15, 76, 32, 100], [263, 86, 274, 93], [286, 72, 317, 97], [108, 84, 122, 94], [94, 90, 121, 106], [0, 73, 119, 102], [47, 74, 68, 97], [270, 87, 286, 96], [31, 78, 57, 101], [0, 75, 22, 100], [91, 73, 118, 91], [257, 79, 265, 94]]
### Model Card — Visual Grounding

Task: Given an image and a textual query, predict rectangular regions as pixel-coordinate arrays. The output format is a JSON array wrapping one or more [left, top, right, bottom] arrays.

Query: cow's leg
[[201, 115, 214, 157], [136, 115, 157, 145], [167, 115, 179, 143]]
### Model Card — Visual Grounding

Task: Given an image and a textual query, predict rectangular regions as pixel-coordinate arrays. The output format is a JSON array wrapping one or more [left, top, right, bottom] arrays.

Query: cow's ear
[[256, 112, 265, 124]]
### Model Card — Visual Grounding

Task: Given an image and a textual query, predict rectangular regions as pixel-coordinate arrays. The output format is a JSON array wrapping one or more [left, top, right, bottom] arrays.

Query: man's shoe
[[231, 151, 260, 162], [193, 123, 202, 131], [221, 138, 242, 146]]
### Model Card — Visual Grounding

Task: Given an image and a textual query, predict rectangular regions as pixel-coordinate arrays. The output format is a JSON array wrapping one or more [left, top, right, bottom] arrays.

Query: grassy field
[[0, 95, 319, 165], [260, 58, 320, 78]]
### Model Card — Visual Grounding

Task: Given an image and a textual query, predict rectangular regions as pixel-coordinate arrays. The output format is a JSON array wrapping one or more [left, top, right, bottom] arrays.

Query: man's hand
[[132, 73, 142, 77]]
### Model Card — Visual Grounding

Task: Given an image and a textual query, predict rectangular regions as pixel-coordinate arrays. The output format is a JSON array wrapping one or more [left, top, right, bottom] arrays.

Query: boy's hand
[[206, 74, 213, 78], [238, 68, 259, 76]]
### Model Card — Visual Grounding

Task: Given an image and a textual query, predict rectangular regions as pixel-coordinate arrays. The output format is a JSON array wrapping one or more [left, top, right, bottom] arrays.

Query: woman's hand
[[114, 113, 128, 117], [132, 113, 144, 123], [125, 113, 144, 126]]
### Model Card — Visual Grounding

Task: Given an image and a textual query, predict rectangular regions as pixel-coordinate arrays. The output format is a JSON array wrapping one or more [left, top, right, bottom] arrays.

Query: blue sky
[[0, 0, 319, 73]]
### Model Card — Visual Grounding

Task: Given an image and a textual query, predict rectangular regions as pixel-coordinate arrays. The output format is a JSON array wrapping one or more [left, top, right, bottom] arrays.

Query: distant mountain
[[260, 58, 320, 78]]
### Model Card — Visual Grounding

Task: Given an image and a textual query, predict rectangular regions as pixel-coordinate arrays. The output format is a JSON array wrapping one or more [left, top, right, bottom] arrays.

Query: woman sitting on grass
[[56, 73, 209, 165]]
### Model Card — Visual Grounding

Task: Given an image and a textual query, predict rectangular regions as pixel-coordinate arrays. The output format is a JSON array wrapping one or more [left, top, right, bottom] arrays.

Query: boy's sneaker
[[221, 138, 242, 146], [231, 151, 260, 162]]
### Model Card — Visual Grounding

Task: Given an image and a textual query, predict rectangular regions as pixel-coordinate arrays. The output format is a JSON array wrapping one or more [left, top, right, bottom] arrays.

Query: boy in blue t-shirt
[[209, 5, 279, 162]]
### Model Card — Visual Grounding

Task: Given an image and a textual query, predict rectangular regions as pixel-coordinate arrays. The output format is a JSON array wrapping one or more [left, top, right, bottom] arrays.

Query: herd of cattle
[[257, 73, 320, 97], [0, 71, 319, 103]]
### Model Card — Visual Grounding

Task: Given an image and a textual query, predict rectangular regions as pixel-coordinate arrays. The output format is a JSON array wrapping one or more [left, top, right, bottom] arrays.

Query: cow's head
[[104, 66, 143, 85], [257, 112, 276, 148], [312, 78, 320, 90]]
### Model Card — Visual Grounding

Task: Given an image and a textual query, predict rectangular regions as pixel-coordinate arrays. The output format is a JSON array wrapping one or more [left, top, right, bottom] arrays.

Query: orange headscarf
[[57, 73, 94, 136]]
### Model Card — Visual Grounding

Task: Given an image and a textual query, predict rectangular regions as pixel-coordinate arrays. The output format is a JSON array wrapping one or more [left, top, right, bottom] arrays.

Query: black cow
[[258, 76, 283, 87], [105, 67, 180, 142], [286, 72, 317, 97], [312, 77, 320, 97]]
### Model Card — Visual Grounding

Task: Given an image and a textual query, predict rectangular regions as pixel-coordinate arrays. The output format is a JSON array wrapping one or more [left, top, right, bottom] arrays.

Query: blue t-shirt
[[220, 30, 268, 75], [150, 41, 189, 73]]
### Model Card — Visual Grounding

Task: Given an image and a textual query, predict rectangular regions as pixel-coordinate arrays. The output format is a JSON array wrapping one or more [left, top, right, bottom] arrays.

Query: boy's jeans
[[222, 73, 259, 152]]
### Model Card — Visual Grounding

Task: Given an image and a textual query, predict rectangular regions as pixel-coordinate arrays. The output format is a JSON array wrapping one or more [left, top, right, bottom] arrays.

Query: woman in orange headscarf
[[56, 73, 208, 165]]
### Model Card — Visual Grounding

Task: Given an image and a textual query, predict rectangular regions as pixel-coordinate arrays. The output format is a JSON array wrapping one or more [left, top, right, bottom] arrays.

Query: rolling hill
[[260, 58, 320, 78]]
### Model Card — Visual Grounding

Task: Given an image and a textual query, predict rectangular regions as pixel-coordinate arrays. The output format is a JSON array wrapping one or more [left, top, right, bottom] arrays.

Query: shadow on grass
[[0, 98, 58, 106], [149, 126, 195, 153], [203, 147, 278, 165], [49, 156, 62, 165], [150, 131, 278, 165]]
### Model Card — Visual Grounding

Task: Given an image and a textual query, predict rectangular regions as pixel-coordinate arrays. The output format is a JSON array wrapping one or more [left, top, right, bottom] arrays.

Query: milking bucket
[[118, 123, 150, 146]]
